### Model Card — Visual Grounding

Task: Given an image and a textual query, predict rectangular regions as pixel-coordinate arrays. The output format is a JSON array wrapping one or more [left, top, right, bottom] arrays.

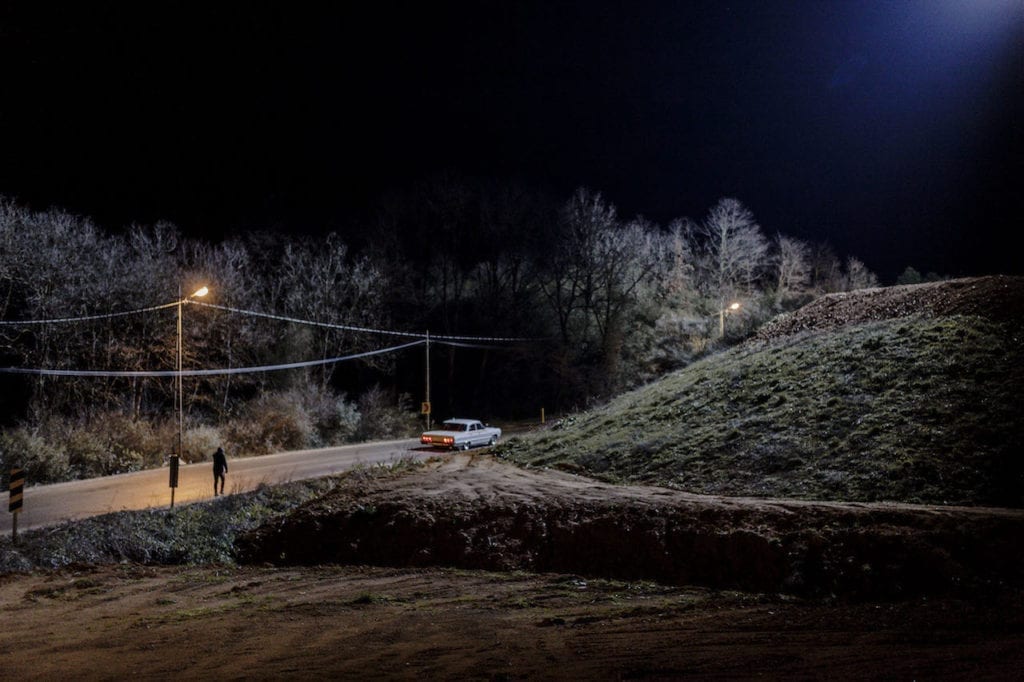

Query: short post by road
[[168, 454, 180, 509], [9, 467, 25, 542]]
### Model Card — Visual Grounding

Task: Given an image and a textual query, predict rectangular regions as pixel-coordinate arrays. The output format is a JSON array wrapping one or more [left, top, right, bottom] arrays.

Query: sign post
[[9, 467, 24, 543], [169, 455, 180, 509]]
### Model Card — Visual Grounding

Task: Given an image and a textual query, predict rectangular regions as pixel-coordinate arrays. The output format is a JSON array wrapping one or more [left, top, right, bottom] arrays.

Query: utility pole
[[424, 330, 431, 430], [177, 284, 183, 465], [172, 284, 208, 509]]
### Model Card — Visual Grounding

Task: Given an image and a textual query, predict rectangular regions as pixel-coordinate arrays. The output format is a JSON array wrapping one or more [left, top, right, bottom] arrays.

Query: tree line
[[0, 180, 878, 480]]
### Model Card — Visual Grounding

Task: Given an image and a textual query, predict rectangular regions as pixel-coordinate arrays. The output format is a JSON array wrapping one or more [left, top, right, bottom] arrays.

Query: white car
[[421, 418, 501, 450]]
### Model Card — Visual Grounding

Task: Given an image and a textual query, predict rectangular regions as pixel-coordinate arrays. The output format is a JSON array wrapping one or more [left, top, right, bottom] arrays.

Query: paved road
[[1, 439, 424, 533]]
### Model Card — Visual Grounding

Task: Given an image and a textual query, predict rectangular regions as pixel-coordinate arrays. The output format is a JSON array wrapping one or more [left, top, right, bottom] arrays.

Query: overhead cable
[[191, 300, 423, 338], [0, 301, 180, 326], [432, 339, 517, 350], [190, 300, 541, 342], [0, 297, 540, 342], [0, 339, 425, 378]]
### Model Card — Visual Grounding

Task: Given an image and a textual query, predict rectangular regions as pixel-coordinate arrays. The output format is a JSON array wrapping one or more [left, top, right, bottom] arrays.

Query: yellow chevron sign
[[9, 468, 24, 513]]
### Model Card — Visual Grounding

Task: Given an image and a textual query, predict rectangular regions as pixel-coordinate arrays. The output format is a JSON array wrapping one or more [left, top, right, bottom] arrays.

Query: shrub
[[223, 392, 314, 457], [182, 424, 224, 463], [63, 427, 143, 478], [327, 397, 361, 443], [87, 412, 174, 469], [0, 427, 71, 485], [290, 385, 361, 446], [355, 385, 419, 441]]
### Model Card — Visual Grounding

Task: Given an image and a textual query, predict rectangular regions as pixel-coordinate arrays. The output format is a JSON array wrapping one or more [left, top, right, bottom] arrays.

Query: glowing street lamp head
[[191, 286, 209, 298], [728, 302, 741, 311]]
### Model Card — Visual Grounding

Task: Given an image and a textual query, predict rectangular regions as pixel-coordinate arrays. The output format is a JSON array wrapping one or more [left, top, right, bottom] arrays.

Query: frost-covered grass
[[497, 314, 1024, 507], [0, 459, 422, 573]]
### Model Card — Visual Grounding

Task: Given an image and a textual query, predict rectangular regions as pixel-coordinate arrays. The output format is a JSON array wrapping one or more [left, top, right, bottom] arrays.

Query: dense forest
[[0, 177, 879, 482]]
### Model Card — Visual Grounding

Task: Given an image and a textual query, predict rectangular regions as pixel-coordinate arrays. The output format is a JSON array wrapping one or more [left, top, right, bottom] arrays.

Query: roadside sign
[[169, 455, 180, 489], [8, 468, 24, 513], [421, 401, 431, 415], [168, 454, 181, 509], [9, 467, 24, 542]]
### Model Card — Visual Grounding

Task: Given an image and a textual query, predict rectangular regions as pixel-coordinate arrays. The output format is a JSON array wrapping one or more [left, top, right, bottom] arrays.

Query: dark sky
[[2, 1, 1021, 281]]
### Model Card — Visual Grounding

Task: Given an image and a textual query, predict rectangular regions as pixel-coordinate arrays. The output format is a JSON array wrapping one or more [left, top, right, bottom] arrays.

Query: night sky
[[2, 1, 1021, 282]]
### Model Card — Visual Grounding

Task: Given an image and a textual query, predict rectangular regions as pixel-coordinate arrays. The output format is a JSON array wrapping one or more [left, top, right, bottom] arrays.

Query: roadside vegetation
[[0, 460, 421, 573], [0, 385, 419, 487]]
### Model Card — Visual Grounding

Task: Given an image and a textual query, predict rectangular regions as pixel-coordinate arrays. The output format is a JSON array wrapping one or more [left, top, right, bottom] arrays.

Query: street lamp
[[176, 285, 208, 466], [719, 301, 741, 338]]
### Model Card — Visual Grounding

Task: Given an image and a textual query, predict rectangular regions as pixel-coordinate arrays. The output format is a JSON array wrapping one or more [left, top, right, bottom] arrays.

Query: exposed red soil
[[240, 454, 1024, 600], [3, 563, 1022, 680]]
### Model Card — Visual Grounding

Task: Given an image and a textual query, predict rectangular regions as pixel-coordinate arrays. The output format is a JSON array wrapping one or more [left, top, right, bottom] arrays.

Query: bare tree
[[538, 187, 617, 347], [277, 233, 387, 390], [474, 183, 546, 329], [844, 256, 880, 291], [0, 200, 31, 329], [588, 216, 662, 389], [7, 208, 120, 415], [183, 237, 267, 416], [538, 189, 663, 394], [695, 197, 771, 309], [775, 233, 813, 301], [809, 242, 844, 293]]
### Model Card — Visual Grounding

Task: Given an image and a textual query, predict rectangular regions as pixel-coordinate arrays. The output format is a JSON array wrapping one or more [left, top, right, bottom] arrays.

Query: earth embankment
[[239, 454, 1024, 600]]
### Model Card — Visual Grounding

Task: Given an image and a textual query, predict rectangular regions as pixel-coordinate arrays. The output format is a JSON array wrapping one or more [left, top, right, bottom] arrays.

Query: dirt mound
[[756, 276, 1024, 342], [239, 455, 1024, 600]]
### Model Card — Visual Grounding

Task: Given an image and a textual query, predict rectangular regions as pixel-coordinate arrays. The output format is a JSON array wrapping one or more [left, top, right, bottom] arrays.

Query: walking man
[[213, 446, 228, 496]]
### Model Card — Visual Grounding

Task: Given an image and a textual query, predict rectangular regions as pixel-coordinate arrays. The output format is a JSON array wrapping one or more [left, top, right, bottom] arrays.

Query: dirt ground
[[3, 454, 1022, 680], [2, 563, 1022, 681], [241, 454, 1024, 600]]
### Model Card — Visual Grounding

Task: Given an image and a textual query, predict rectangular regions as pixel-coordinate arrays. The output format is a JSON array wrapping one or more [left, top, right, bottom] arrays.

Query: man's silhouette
[[212, 446, 228, 496]]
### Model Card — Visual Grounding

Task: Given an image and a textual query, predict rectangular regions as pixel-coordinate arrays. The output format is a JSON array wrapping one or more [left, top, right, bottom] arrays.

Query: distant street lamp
[[719, 301, 741, 338], [175, 285, 208, 467]]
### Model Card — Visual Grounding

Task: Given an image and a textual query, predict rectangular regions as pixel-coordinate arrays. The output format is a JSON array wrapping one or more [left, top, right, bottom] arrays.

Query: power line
[[192, 301, 422, 338], [432, 339, 517, 350], [191, 300, 542, 342], [0, 301, 179, 326], [0, 296, 541, 343], [0, 340, 425, 377]]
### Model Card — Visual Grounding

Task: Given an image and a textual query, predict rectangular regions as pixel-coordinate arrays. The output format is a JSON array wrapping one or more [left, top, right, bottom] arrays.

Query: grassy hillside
[[499, 278, 1024, 507]]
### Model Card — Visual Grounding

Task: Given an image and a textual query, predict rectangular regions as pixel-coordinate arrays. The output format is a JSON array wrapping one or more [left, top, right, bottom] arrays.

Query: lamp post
[[175, 285, 208, 468], [719, 301, 741, 338]]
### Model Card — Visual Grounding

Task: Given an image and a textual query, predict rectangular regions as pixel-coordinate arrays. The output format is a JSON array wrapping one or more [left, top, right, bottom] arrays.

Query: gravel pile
[[755, 276, 1024, 342]]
